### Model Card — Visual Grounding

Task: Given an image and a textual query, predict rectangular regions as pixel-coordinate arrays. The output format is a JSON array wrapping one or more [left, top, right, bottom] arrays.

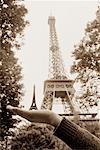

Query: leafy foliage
[[1, 0, 28, 50], [71, 6, 100, 112], [7, 121, 100, 149], [10, 123, 71, 150], [0, 0, 28, 141], [0, 50, 23, 140]]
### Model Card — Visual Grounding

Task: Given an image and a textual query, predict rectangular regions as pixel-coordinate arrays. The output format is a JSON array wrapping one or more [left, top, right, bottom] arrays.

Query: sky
[[17, 0, 98, 109]]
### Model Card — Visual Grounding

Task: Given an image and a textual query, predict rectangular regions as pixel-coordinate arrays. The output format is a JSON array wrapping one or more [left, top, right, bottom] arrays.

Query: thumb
[[6, 105, 14, 111]]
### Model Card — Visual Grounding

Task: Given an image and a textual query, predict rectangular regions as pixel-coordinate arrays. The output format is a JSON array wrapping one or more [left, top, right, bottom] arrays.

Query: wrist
[[49, 112, 62, 128]]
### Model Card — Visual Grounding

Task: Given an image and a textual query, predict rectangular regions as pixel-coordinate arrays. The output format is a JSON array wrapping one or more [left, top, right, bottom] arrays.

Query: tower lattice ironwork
[[41, 16, 76, 115], [48, 16, 66, 80]]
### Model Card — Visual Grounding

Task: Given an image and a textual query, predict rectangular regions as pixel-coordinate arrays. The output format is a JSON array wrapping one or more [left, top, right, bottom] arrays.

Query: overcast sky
[[17, 0, 98, 109]]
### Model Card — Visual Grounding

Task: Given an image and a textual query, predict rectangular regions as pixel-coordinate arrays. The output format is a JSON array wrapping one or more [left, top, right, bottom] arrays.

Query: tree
[[71, 6, 100, 112], [0, 0, 28, 51], [0, 50, 23, 141], [0, 0, 28, 141]]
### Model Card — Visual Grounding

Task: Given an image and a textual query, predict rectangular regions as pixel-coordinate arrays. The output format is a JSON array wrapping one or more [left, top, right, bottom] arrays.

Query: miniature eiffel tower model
[[29, 85, 38, 110], [41, 16, 77, 116]]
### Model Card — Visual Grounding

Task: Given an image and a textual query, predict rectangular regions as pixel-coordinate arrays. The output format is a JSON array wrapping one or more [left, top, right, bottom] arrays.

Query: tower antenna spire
[[50, 9, 53, 16]]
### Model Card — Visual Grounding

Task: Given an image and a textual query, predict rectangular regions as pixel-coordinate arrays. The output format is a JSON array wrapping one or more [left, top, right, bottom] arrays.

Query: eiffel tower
[[29, 85, 38, 110], [41, 16, 77, 116]]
